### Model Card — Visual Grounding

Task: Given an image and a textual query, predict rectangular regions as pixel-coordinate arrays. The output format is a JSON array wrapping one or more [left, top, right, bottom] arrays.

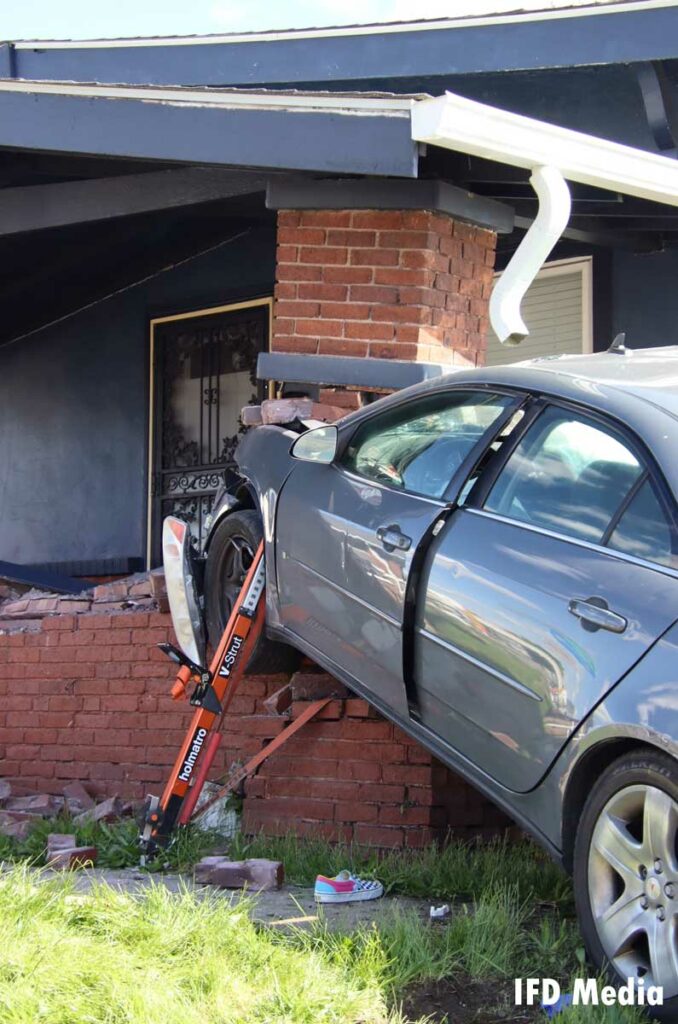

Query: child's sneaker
[[314, 870, 384, 903]]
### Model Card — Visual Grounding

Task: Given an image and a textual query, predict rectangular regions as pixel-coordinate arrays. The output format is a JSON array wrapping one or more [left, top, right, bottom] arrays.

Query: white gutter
[[412, 91, 678, 343]]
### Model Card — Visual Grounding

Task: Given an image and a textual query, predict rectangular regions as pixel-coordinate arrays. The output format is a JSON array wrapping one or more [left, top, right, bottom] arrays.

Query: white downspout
[[488, 165, 572, 345]]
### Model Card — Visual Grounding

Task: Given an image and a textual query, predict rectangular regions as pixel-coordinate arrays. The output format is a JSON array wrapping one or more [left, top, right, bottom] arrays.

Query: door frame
[[145, 296, 272, 569]]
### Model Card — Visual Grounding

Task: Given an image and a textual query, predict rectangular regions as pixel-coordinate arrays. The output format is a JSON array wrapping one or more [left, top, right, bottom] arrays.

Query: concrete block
[[0, 780, 12, 804], [49, 845, 98, 869], [241, 404, 263, 426], [261, 398, 313, 425], [290, 671, 348, 700], [149, 569, 169, 613]]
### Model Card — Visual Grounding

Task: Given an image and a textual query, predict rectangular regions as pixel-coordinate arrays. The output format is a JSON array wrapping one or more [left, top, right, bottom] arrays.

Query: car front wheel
[[574, 750, 678, 1019], [204, 508, 297, 675]]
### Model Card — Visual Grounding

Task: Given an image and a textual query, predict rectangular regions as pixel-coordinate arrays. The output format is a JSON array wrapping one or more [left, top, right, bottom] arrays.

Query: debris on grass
[[195, 855, 284, 890]]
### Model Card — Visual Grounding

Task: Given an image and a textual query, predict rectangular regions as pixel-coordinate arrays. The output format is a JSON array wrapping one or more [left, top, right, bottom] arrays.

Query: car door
[[414, 402, 678, 792], [275, 387, 518, 717]]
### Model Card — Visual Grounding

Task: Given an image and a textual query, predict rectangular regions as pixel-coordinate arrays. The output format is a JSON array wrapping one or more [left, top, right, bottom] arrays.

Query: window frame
[[466, 396, 678, 577], [334, 383, 526, 504]]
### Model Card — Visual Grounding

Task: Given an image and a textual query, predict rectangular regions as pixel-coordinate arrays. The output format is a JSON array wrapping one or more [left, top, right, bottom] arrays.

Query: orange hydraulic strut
[[139, 541, 266, 858]]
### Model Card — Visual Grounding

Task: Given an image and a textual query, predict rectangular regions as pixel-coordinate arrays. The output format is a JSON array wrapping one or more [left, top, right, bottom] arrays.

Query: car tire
[[204, 508, 298, 675], [573, 749, 678, 1019]]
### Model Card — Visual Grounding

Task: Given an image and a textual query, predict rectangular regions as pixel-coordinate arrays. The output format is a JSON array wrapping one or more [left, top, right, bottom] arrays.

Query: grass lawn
[[0, 822, 651, 1022]]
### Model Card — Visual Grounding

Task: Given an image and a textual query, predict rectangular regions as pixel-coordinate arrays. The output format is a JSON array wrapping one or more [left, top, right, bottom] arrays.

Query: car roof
[[511, 346, 678, 418]]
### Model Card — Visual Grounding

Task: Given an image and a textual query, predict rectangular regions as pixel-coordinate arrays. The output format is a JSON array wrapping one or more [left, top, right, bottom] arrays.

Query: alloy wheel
[[221, 534, 255, 611], [588, 783, 678, 996]]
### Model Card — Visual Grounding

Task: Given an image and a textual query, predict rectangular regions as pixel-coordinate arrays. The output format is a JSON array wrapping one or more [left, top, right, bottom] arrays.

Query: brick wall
[[0, 609, 511, 845], [272, 209, 496, 368]]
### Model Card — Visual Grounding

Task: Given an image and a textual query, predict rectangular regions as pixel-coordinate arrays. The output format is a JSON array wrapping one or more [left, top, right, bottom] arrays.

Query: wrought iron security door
[[149, 300, 269, 566]]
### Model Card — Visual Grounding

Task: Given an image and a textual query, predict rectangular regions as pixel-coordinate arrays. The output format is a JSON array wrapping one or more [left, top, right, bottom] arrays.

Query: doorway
[[147, 298, 271, 567]]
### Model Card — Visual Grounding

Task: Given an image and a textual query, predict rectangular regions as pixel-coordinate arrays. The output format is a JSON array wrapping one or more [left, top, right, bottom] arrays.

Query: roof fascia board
[[266, 176, 514, 233], [6, 4, 678, 86], [12, 1, 677, 47], [411, 91, 678, 208], [0, 167, 269, 237], [0, 85, 418, 178]]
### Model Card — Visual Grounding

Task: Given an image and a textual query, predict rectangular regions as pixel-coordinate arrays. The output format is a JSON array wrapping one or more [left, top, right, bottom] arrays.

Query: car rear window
[[485, 407, 644, 544]]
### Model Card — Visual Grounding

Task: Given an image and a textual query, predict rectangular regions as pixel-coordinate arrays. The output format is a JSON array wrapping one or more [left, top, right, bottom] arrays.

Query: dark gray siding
[[612, 249, 678, 350]]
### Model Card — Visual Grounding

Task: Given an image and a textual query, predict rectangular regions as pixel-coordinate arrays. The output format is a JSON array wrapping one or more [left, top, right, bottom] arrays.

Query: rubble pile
[[0, 569, 168, 632]]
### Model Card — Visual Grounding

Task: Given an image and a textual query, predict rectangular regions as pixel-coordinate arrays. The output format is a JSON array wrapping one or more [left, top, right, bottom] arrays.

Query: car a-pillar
[[236, 189, 514, 848]]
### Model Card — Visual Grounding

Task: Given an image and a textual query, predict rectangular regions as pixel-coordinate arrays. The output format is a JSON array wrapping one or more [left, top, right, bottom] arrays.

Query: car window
[[485, 406, 644, 544], [342, 390, 513, 499], [607, 479, 677, 569]]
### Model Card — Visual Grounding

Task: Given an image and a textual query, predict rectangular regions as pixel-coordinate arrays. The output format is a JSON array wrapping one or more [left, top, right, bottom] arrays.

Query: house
[[1, 1, 678, 844], [0, 0, 676, 575]]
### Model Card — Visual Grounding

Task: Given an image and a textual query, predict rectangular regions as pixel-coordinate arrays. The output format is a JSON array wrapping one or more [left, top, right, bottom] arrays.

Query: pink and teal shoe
[[314, 870, 384, 903]]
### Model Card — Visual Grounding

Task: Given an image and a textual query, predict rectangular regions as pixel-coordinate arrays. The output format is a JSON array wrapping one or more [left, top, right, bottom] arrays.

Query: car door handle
[[568, 597, 628, 634], [376, 525, 412, 552]]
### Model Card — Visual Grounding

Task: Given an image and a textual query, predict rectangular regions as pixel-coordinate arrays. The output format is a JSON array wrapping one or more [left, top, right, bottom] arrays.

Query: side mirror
[[291, 424, 338, 464]]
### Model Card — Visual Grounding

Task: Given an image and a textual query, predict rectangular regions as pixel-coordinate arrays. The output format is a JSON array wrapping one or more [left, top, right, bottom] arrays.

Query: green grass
[[0, 825, 652, 1021], [230, 830, 573, 908], [0, 865, 647, 1024], [0, 813, 221, 872]]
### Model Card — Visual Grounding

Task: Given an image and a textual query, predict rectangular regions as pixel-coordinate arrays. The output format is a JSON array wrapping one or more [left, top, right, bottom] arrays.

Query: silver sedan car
[[201, 347, 678, 1012]]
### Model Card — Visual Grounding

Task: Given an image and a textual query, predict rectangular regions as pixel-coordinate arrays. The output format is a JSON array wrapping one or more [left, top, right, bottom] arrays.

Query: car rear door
[[413, 402, 678, 792], [275, 387, 519, 718]]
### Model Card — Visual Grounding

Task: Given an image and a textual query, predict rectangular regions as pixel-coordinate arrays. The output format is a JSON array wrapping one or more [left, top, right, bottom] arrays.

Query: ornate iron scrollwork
[[153, 308, 266, 558]]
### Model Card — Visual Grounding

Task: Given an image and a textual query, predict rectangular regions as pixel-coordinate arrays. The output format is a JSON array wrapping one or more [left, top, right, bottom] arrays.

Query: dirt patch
[[402, 975, 542, 1024]]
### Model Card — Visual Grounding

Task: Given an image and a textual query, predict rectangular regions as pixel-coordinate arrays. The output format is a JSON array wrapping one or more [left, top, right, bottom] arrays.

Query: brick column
[[261, 206, 511, 846], [272, 209, 496, 369]]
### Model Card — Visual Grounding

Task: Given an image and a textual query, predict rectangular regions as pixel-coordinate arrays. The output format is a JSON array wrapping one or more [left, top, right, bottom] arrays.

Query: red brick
[[354, 824, 405, 848], [278, 226, 326, 245], [326, 229, 376, 247], [344, 321, 395, 342], [272, 336, 319, 354], [299, 210, 352, 227], [297, 282, 348, 302], [278, 210, 301, 227], [295, 318, 344, 338], [299, 246, 347, 265], [348, 284, 398, 303], [350, 248, 399, 267], [318, 339, 369, 358], [334, 801, 379, 823], [276, 263, 322, 282], [276, 244, 297, 263], [319, 301, 370, 320], [275, 300, 320, 319], [322, 266, 372, 285], [351, 211, 403, 229]]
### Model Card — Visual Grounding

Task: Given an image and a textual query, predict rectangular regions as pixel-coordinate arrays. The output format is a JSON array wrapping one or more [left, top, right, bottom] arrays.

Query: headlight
[[162, 517, 206, 667]]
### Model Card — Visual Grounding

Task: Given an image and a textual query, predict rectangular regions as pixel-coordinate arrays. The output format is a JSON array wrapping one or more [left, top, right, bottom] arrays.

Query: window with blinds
[[486, 259, 591, 366]]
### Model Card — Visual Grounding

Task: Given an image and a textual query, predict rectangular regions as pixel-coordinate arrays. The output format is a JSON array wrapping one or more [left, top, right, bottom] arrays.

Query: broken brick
[[6, 793, 58, 817], [74, 795, 122, 825], [48, 845, 98, 870], [47, 833, 77, 855], [194, 856, 284, 891], [149, 569, 169, 613], [290, 671, 348, 700], [0, 811, 32, 840], [263, 684, 292, 716], [63, 782, 95, 815]]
